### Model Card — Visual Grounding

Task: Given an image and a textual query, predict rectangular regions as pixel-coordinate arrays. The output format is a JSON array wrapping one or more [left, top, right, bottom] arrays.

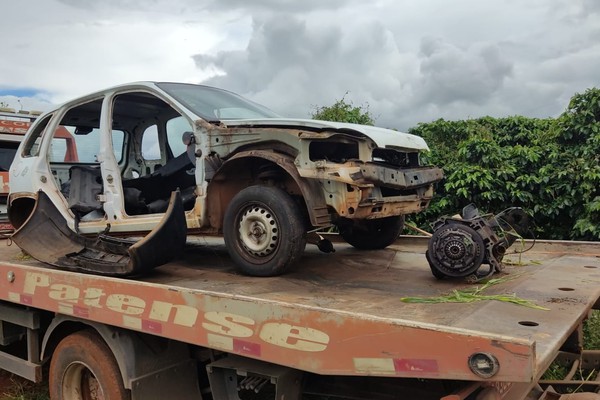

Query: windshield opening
[[157, 83, 280, 121]]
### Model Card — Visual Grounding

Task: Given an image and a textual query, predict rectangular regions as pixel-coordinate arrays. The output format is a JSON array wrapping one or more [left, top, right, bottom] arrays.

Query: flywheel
[[426, 222, 485, 279]]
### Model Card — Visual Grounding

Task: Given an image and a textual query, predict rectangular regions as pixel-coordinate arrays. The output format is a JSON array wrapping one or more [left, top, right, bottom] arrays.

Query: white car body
[[8, 82, 443, 276]]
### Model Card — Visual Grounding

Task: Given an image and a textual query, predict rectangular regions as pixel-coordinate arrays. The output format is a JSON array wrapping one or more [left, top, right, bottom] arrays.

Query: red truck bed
[[0, 236, 598, 392]]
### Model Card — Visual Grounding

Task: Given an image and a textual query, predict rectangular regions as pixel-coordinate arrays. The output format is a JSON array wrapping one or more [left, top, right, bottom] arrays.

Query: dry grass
[[0, 370, 48, 400]]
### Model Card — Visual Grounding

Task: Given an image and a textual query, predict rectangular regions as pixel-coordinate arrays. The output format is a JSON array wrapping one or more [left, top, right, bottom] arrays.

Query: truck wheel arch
[[41, 315, 200, 398], [41, 317, 132, 387], [207, 150, 330, 230], [49, 328, 130, 399]]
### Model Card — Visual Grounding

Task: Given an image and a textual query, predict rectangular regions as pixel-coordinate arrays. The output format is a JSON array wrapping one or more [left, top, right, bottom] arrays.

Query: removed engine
[[426, 204, 531, 282]]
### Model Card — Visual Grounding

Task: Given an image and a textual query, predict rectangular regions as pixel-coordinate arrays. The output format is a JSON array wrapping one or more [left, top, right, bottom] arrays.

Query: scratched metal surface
[[1, 236, 599, 380], [150, 236, 600, 378]]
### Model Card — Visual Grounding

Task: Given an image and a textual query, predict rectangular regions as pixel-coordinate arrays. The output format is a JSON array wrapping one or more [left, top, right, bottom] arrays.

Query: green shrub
[[409, 88, 600, 241]]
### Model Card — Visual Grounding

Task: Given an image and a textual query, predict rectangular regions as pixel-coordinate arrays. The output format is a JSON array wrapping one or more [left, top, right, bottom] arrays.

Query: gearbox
[[426, 204, 531, 282]]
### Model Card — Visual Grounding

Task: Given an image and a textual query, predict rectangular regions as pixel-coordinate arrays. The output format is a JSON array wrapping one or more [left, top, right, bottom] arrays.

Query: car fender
[[208, 150, 330, 229]]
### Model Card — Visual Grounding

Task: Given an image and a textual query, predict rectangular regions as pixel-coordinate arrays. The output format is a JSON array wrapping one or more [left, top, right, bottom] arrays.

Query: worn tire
[[340, 216, 405, 250], [49, 329, 130, 400], [223, 185, 306, 276]]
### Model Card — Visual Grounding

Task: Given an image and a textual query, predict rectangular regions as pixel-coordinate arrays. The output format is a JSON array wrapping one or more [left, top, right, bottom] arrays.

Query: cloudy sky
[[1, 0, 598, 130]]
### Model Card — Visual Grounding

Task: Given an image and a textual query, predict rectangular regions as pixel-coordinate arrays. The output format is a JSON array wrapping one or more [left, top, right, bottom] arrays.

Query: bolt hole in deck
[[519, 321, 540, 327]]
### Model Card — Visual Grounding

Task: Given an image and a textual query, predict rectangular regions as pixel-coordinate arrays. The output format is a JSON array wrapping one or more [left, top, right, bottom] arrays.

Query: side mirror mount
[[74, 126, 93, 135]]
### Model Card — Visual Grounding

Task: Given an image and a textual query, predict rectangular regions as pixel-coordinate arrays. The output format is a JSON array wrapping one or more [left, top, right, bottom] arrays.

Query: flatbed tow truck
[[0, 235, 599, 400]]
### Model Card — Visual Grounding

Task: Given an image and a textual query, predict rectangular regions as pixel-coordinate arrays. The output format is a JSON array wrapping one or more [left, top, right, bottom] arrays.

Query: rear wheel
[[340, 216, 405, 250], [49, 329, 129, 400], [223, 185, 306, 276]]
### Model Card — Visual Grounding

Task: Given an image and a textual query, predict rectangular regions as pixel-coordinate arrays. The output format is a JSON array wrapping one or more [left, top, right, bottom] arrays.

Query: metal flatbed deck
[[0, 236, 598, 388]]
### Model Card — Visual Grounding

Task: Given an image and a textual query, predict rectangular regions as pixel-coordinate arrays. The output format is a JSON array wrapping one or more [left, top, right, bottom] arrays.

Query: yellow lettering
[[49, 284, 80, 303], [202, 312, 254, 337], [23, 272, 50, 295], [106, 294, 145, 315], [149, 301, 198, 327], [260, 323, 329, 352], [83, 288, 105, 308]]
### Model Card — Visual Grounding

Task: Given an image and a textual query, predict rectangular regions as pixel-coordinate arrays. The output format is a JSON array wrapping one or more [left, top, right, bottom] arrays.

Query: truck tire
[[223, 185, 306, 276], [340, 216, 405, 250], [49, 329, 130, 400]]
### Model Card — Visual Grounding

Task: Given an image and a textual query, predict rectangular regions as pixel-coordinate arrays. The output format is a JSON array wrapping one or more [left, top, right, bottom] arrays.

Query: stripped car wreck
[[8, 82, 443, 276]]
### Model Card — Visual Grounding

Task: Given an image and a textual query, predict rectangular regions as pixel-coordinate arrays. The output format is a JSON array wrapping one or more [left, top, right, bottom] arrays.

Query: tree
[[310, 88, 600, 240], [312, 95, 375, 125], [550, 88, 600, 239], [409, 116, 551, 235], [409, 87, 600, 241]]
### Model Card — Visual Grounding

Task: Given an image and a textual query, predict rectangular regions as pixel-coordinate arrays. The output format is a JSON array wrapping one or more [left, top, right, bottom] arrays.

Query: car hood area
[[222, 118, 430, 151]]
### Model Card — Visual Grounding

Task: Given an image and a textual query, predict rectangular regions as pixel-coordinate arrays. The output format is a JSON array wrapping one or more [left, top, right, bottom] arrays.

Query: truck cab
[[0, 108, 77, 231], [0, 109, 43, 230]]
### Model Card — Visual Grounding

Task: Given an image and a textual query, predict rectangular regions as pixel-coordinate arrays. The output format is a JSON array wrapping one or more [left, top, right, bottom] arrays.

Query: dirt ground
[[0, 370, 49, 400], [0, 370, 15, 394]]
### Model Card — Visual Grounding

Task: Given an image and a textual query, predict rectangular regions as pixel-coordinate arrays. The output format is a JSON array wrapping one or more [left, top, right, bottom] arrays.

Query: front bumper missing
[[349, 187, 435, 219], [359, 164, 444, 190], [348, 165, 442, 219], [11, 190, 186, 276]]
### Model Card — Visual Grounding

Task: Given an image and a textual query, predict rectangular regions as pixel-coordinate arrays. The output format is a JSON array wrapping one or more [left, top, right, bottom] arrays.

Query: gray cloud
[[1, 0, 599, 131], [415, 38, 513, 107], [197, 16, 342, 92], [193, 1, 600, 130], [57, 0, 193, 13], [56, 0, 358, 18], [203, 0, 363, 13], [196, 15, 418, 127]]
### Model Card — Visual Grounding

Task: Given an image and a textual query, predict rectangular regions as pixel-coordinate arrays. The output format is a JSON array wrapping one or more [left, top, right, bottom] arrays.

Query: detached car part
[[11, 190, 186, 276], [426, 204, 530, 282]]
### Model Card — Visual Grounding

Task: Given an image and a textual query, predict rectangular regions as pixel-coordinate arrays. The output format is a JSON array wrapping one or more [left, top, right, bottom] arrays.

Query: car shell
[[8, 82, 443, 276]]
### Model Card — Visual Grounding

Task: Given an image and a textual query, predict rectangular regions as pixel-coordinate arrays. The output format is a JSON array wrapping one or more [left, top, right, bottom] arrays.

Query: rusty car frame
[[8, 82, 443, 276]]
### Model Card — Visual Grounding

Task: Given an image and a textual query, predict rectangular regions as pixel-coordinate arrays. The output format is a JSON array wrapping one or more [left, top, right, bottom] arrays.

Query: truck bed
[[0, 236, 598, 385]]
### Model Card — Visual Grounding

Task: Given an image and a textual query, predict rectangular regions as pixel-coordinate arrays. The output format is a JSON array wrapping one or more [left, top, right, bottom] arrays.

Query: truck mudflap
[[11, 190, 186, 276]]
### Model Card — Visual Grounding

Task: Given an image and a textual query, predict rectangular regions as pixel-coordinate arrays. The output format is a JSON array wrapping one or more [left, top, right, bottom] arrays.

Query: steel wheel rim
[[62, 361, 104, 400], [237, 204, 279, 259]]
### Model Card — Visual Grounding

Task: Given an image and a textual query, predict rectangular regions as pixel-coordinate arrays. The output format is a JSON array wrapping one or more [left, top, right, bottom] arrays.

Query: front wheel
[[223, 185, 306, 276], [49, 329, 130, 400], [340, 216, 405, 250]]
